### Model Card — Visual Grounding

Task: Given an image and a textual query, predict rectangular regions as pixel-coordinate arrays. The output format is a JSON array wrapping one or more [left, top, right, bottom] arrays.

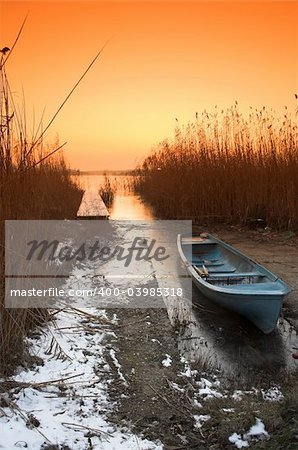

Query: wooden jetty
[[77, 189, 109, 219]]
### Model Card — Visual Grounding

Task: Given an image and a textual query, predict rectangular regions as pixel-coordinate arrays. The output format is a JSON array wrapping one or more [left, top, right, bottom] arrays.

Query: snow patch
[[231, 389, 257, 401], [196, 377, 223, 399], [229, 432, 249, 448], [109, 348, 128, 386], [0, 308, 162, 450], [245, 418, 269, 439], [261, 386, 283, 402], [193, 414, 210, 429], [229, 418, 269, 448], [162, 354, 172, 367], [192, 398, 203, 409], [169, 382, 185, 393]]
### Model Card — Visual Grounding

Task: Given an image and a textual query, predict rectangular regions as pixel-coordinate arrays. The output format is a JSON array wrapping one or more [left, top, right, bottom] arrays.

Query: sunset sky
[[1, 1, 297, 170]]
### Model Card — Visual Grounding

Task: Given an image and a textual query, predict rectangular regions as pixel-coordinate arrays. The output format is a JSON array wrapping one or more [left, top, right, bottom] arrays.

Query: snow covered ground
[[0, 307, 162, 450], [0, 304, 285, 449]]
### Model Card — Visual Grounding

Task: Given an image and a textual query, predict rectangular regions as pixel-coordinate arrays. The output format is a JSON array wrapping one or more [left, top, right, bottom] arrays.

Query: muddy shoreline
[[106, 228, 298, 448]]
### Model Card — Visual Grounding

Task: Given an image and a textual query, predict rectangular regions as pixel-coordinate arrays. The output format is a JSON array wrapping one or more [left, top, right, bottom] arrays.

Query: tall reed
[[133, 104, 298, 230], [0, 50, 82, 374], [99, 174, 117, 208]]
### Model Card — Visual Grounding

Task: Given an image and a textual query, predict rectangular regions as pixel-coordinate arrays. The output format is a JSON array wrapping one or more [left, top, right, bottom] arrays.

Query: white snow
[[192, 398, 203, 409], [261, 386, 283, 402], [229, 418, 269, 448], [231, 389, 257, 401], [109, 348, 128, 386], [0, 307, 162, 450], [179, 357, 198, 378], [232, 386, 283, 403], [193, 414, 210, 429], [169, 382, 185, 393], [245, 418, 269, 439], [196, 377, 223, 399], [162, 354, 172, 367], [229, 432, 249, 448]]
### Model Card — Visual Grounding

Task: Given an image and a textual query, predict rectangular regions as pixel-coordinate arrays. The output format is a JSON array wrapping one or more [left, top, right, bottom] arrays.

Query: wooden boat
[[177, 233, 292, 334]]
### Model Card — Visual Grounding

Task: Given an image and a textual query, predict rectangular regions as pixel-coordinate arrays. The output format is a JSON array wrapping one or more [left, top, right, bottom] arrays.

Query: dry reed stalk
[[133, 103, 298, 230], [0, 20, 108, 374], [99, 174, 117, 207]]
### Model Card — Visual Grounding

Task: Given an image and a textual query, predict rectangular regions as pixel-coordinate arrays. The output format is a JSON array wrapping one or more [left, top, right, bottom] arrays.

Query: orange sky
[[1, 1, 297, 170]]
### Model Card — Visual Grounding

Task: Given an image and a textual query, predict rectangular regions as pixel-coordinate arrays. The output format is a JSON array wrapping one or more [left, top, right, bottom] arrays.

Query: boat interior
[[181, 237, 272, 286]]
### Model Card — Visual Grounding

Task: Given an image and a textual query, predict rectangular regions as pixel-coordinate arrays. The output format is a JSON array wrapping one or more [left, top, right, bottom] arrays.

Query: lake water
[[79, 174, 154, 220], [78, 174, 298, 380]]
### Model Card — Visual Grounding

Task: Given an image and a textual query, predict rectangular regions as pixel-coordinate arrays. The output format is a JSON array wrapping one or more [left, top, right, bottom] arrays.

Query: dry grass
[[0, 161, 83, 374], [133, 103, 298, 230], [190, 375, 298, 449], [0, 47, 83, 375], [99, 174, 117, 208]]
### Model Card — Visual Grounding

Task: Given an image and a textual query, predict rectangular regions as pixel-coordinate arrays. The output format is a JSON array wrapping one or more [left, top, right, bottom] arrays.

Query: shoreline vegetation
[[99, 174, 117, 208], [72, 169, 133, 176], [133, 103, 298, 231], [1, 21, 107, 374], [0, 45, 84, 373], [0, 159, 82, 375]]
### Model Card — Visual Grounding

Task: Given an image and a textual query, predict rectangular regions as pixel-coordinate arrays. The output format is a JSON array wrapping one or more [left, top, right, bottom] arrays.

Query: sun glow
[[1, 1, 297, 170]]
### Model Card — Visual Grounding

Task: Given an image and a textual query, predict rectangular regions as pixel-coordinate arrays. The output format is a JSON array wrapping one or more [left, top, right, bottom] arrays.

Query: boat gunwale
[[177, 234, 292, 297]]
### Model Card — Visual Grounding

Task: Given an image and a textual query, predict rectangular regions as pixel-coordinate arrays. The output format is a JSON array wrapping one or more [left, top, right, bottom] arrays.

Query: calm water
[[79, 174, 298, 380], [79, 174, 154, 220]]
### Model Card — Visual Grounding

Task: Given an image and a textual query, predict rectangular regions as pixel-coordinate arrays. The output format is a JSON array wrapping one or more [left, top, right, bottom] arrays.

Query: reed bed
[[133, 104, 298, 230], [0, 49, 83, 374], [99, 174, 117, 208]]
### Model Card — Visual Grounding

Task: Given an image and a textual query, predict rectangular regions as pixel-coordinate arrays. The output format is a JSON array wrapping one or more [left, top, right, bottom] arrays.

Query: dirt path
[[107, 308, 202, 449]]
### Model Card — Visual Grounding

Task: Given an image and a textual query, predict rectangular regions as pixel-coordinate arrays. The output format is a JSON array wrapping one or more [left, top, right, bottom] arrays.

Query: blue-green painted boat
[[177, 233, 292, 334]]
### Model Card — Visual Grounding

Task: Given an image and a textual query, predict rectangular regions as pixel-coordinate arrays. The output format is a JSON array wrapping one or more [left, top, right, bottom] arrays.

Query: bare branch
[[28, 141, 67, 169]]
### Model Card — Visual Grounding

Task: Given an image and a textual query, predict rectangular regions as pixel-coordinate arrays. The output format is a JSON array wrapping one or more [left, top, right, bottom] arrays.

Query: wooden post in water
[[77, 189, 109, 219]]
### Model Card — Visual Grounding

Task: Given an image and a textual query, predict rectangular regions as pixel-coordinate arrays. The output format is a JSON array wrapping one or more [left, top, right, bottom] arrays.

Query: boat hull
[[178, 234, 292, 334], [191, 274, 283, 334]]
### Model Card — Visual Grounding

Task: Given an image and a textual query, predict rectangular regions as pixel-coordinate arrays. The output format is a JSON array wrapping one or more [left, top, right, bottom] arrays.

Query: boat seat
[[193, 265, 236, 275], [192, 262, 226, 269], [207, 272, 262, 278], [203, 262, 225, 267], [208, 269, 236, 273], [193, 264, 236, 273]]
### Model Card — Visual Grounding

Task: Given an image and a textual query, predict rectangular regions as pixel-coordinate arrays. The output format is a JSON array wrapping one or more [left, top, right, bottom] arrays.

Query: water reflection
[[109, 195, 153, 220], [79, 174, 154, 220], [175, 289, 298, 381]]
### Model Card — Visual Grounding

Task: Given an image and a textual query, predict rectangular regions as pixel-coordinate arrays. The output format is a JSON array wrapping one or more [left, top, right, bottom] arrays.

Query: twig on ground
[[3, 396, 51, 443], [62, 421, 112, 437], [1, 372, 84, 392]]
